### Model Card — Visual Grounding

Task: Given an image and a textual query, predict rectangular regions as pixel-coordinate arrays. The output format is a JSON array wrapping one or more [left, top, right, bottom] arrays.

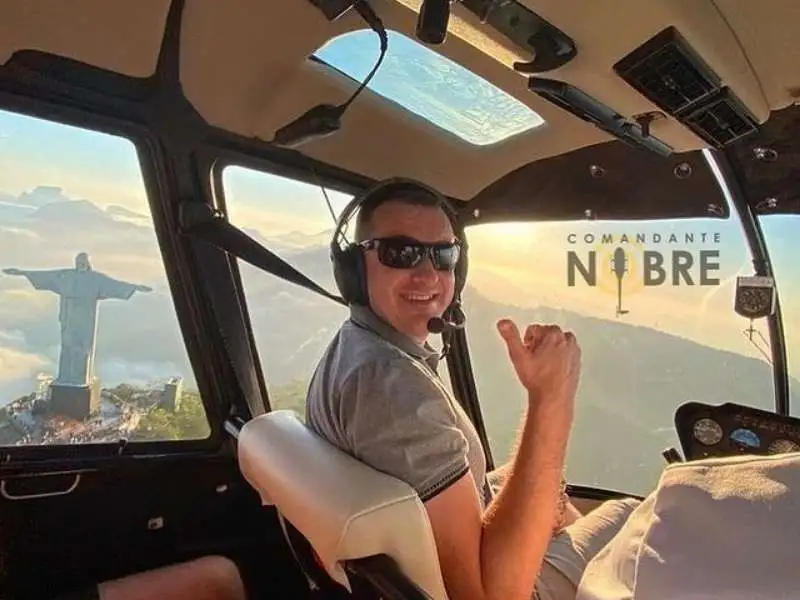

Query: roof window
[[313, 29, 544, 145]]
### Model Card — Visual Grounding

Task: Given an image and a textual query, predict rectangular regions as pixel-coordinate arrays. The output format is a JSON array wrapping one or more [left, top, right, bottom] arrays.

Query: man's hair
[[354, 184, 451, 242]]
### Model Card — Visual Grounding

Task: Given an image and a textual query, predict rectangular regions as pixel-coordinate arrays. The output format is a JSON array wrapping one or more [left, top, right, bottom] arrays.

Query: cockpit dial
[[767, 439, 800, 455], [693, 418, 723, 446]]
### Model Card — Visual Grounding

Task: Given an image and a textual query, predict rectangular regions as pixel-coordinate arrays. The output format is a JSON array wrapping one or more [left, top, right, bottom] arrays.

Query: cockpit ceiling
[[1, 0, 798, 202]]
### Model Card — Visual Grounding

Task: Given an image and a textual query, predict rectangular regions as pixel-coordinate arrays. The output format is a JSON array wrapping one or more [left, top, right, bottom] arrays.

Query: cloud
[[0, 345, 52, 403]]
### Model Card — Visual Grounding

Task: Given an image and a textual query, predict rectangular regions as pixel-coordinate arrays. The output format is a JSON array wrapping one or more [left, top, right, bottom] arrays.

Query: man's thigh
[[536, 497, 641, 598]]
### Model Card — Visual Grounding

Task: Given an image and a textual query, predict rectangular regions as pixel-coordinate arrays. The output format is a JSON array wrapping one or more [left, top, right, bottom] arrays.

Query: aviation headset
[[330, 177, 468, 320]]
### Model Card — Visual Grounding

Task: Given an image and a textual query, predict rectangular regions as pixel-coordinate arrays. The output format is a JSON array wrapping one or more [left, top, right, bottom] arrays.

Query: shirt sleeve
[[338, 356, 470, 502]]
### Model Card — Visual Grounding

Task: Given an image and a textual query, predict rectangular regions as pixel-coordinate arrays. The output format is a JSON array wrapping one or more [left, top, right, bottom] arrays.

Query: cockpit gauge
[[730, 428, 760, 449], [767, 439, 800, 455], [734, 276, 776, 319], [693, 418, 723, 446]]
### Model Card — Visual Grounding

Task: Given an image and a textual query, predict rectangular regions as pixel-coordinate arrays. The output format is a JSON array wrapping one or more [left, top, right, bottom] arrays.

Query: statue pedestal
[[50, 381, 100, 421]]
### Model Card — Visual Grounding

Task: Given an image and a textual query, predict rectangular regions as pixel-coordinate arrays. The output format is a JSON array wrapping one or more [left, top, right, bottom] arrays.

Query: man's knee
[[97, 555, 246, 600], [538, 497, 640, 592]]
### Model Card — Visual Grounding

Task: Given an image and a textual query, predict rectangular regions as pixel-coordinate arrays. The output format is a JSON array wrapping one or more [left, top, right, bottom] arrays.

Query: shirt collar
[[349, 304, 440, 370]]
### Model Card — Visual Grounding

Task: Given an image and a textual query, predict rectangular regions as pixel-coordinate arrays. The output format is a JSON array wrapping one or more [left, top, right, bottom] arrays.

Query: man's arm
[[425, 321, 579, 600]]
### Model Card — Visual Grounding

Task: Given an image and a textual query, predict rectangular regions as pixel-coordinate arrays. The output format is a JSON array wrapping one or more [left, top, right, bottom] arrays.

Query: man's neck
[[349, 304, 437, 361]]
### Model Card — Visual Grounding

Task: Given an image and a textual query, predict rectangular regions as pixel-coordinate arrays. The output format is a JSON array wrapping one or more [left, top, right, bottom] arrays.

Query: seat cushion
[[577, 452, 800, 599]]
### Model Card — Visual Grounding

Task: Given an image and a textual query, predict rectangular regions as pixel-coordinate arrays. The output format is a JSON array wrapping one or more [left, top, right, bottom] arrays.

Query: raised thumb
[[497, 319, 524, 359]]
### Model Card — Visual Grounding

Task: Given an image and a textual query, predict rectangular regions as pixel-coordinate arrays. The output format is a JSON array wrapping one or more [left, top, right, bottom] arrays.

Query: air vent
[[683, 89, 758, 146], [614, 27, 759, 147], [615, 27, 720, 114]]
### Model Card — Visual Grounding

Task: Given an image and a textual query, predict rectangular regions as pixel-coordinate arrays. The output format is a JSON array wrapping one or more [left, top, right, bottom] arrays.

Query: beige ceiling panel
[[713, 0, 800, 110], [0, 0, 169, 77]]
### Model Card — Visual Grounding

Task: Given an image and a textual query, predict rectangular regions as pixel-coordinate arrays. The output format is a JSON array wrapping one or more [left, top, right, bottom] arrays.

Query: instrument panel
[[675, 402, 800, 461]]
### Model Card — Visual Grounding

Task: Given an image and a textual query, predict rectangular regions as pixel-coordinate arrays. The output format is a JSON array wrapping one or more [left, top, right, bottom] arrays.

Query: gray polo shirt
[[306, 305, 491, 505]]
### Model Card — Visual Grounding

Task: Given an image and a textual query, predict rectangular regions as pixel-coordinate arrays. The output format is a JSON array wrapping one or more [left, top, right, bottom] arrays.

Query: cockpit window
[[0, 109, 211, 447], [313, 29, 544, 145], [463, 212, 779, 495], [221, 165, 459, 415]]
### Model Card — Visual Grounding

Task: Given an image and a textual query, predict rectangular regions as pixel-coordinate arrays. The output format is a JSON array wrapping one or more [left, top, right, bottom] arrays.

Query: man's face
[[363, 200, 457, 344]]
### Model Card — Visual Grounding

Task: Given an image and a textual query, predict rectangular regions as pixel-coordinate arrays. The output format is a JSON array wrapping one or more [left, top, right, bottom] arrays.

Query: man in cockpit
[[306, 178, 639, 600]]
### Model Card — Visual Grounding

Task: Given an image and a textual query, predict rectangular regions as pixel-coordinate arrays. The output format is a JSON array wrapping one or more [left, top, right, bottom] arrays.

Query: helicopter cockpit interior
[[1, 0, 799, 598]]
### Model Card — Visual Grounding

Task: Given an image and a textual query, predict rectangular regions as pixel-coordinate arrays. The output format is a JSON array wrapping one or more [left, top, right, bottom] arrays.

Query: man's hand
[[496, 319, 581, 404], [3, 268, 22, 276]]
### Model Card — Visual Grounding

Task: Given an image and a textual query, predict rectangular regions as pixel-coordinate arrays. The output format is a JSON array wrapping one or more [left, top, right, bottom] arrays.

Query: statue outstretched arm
[[3, 268, 65, 293], [96, 273, 153, 300]]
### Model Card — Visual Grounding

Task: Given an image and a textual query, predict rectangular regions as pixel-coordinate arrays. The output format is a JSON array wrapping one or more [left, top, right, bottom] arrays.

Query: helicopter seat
[[237, 409, 449, 600], [576, 451, 800, 599]]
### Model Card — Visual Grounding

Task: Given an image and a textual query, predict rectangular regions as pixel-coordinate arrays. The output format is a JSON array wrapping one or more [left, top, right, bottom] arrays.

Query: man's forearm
[[478, 395, 572, 600]]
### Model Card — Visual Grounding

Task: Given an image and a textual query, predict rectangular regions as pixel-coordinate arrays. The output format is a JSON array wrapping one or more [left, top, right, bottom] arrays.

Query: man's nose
[[410, 255, 438, 280]]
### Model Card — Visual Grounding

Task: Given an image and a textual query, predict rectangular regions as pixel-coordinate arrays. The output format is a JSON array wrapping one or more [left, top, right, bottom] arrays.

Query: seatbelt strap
[[180, 207, 266, 418], [179, 201, 346, 306], [276, 511, 319, 592]]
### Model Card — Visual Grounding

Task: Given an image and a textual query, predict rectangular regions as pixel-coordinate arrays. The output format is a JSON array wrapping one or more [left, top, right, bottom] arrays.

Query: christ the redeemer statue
[[3, 252, 151, 387]]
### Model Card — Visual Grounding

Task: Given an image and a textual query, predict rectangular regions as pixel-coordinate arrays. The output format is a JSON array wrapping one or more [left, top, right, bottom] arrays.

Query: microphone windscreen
[[427, 317, 446, 334]]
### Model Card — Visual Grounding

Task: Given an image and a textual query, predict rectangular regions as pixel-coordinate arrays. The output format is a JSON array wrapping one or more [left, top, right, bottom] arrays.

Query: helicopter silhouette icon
[[611, 246, 630, 316]]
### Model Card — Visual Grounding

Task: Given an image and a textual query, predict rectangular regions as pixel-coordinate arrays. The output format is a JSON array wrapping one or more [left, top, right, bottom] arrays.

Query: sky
[[1, 27, 799, 409]]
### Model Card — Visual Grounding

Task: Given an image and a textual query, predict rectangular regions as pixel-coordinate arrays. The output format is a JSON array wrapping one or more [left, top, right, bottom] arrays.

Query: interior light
[[393, 0, 530, 68]]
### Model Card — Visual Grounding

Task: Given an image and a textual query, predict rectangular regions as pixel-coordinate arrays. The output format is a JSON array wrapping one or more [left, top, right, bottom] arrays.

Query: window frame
[[209, 155, 365, 413]]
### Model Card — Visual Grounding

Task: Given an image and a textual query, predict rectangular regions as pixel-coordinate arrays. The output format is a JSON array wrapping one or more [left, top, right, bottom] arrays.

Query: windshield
[[758, 213, 800, 415], [463, 210, 781, 495]]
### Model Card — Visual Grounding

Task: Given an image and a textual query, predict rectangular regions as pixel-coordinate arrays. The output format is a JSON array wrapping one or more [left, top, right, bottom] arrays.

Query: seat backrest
[[237, 410, 449, 600], [576, 451, 800, 600]]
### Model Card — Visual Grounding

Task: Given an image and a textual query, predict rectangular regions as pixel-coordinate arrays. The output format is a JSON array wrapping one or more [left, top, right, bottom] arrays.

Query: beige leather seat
[[237, 409, 449, 600], [577, 451, 800, 600]]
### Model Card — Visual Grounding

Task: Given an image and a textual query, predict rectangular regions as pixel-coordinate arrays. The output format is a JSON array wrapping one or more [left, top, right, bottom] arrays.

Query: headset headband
[[332, 177, 459, 249]]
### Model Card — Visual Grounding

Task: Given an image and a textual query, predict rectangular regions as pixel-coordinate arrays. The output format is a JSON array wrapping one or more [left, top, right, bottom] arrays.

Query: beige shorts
[[535, 497, 641, 600]]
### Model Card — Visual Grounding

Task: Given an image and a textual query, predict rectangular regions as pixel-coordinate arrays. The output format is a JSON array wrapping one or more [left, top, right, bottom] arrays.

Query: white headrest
[[577, 452, 800, 600], [237, 410, 448, 599]]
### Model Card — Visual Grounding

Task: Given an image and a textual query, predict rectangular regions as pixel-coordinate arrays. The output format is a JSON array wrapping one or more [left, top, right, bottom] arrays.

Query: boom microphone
[[427, 315, 465, 334]]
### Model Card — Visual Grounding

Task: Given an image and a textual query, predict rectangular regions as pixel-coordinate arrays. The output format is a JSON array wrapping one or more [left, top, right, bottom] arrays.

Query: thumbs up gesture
[[496, 320, 581, 411]]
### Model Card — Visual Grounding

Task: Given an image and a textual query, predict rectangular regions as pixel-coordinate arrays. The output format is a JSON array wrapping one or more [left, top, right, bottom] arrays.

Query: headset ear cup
[[354, 247, 369, 306], [332, 244, 368, 306]]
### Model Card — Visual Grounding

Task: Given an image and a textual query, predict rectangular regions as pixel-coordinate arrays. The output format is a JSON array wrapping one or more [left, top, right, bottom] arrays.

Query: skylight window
[[313, 30, 545, 146]]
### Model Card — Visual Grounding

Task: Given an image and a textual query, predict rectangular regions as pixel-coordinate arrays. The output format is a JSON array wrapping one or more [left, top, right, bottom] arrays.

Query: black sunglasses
[[359, 236, 461, 271]]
